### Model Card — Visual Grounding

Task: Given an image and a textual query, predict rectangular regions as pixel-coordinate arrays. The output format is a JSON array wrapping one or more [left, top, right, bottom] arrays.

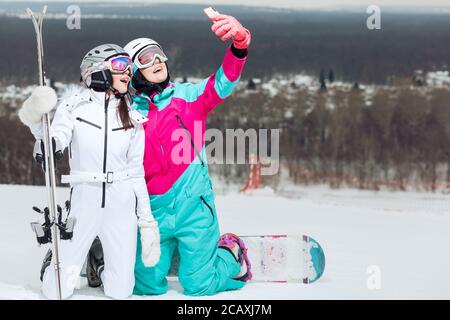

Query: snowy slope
[[0, 184, 449, 300]]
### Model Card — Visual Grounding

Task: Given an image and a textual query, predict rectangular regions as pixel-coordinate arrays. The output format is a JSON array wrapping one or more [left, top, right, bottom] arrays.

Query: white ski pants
[[42, 182, 138, 299]]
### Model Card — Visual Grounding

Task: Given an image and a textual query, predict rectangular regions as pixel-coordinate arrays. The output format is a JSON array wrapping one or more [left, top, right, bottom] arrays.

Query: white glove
[[18, 86, 57, 126], [139, 219, 161, 267]]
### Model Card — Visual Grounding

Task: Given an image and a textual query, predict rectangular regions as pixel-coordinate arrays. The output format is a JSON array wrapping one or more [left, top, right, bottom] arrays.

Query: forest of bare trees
[[0, 101, 69, 186], [1, 81, 449, 192], [208, 83, 450, 192]]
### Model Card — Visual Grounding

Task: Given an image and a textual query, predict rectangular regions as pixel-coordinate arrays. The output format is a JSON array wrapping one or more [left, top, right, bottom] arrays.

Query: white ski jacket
[[30, 87, 153, 223]]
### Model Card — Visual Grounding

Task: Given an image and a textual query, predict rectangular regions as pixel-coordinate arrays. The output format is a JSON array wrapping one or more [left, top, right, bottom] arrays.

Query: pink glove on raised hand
[[206, 9, 251, 49]]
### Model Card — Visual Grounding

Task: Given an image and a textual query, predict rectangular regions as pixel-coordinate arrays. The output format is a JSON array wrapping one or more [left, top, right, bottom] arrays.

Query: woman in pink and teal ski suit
[[124, 10, 252, 296]]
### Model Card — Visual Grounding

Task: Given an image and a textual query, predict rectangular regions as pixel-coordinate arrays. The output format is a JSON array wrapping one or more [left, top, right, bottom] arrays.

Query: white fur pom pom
[[18, 86, 57, 126]]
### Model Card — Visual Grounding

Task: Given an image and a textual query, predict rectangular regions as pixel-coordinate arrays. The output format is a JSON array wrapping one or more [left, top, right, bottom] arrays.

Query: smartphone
[[204, 7, 220, 19]]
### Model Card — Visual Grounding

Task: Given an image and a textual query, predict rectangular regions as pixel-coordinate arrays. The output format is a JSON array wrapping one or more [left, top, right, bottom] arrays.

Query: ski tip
[[26, 6, 47, 17]]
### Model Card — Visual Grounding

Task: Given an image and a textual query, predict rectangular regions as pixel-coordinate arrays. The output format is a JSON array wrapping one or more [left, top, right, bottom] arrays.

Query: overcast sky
[[8, 0, 450, 9]]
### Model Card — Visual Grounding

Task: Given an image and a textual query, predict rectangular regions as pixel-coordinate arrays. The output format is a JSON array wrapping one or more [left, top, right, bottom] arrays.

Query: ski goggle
[[135, 45, 168, 69], [108, 55, 132, 74]]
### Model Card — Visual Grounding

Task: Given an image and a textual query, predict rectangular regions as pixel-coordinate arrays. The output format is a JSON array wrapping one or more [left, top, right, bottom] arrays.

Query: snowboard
[[168, 234, 325, 283]]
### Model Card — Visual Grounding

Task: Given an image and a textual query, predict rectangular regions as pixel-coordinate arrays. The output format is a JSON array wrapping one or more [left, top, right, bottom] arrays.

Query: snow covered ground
[[0, 183, 449, 300]]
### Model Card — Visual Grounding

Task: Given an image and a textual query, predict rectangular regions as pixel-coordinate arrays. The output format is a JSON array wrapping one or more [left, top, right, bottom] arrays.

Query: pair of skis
[[26, 6, 63, 300]]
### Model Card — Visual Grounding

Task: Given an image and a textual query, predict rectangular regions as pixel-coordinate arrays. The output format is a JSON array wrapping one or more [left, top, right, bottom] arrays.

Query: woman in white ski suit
[[20, 44, 160, 300]]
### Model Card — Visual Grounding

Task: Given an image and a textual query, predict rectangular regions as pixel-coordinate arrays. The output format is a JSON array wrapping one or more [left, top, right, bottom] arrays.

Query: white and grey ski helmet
[[80, 43, 129, 88], [124, 38, 164, 63]]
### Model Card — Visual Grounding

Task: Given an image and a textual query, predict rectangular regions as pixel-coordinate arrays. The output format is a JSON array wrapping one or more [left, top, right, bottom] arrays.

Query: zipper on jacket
[[75, 117, 101, 129], [112, 125, 134, 131], [159, 143, 171, 172], [101, 94, 110, 208], [150, 108, 169, 171], [69, 141, 72, 159], [175, 115, 205, 167], [200, 195, 215, 219]]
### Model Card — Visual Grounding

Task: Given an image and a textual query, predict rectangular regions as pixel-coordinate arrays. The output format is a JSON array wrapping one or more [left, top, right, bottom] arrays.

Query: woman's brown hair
[[117, 98, 133, 130]]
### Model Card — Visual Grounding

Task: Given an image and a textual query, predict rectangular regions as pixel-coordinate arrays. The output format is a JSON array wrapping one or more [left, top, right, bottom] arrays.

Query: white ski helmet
[[80, 43, 129, 89], [124, 38, 164, 63]]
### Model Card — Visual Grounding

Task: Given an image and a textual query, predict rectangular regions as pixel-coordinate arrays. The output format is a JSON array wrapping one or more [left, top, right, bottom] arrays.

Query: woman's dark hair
[[117, 98, 133, 130]]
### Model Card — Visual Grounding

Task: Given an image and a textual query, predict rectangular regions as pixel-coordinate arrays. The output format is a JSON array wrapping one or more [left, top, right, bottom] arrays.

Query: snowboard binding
[[30, 201, 76, 245]]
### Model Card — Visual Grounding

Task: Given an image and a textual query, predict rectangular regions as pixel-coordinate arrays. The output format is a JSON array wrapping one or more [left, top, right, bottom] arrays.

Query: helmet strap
[[111, 88, 127, 99]]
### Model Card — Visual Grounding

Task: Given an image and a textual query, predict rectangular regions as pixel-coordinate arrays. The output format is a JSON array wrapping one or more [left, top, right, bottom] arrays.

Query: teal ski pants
[[133, 181, 246, 296]]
